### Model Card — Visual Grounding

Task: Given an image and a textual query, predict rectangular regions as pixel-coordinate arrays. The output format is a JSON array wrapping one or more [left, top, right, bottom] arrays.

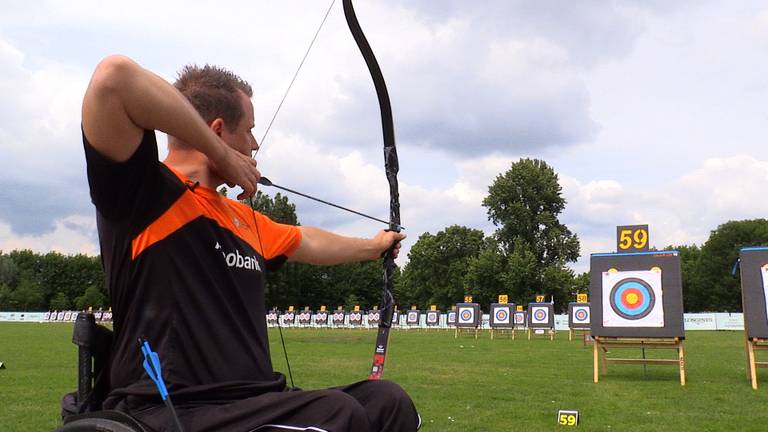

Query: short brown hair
[[174, 65, 253, 131]]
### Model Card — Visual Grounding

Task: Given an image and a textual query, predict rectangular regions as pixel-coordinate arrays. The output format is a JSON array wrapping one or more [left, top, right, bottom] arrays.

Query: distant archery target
[[514, 311, 526, 325], [57, 311, 65, 320], [495, 309, 508, 322], [367, 310, 381, 324], [456, 304, 479, 327], [298, 312, 311, 324], [426, 311, 439, 325], [573, 307, 590, 323], [44, 311, 50, 320], [407, 310, 419, 325], [460, 309, 472, 322], [332, 312, 345, 325], [64, 311, 72, 321], [315, 311, 328, 325], [266, 312, 278, 324], [602, 270, 664, 328], [447, 311, 457, 325], [349, 312, 363, 325], [531, 306, 548, 324]]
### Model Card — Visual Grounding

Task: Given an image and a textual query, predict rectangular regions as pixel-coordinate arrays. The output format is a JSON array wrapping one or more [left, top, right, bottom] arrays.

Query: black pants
[[129, 380, 419, 432]]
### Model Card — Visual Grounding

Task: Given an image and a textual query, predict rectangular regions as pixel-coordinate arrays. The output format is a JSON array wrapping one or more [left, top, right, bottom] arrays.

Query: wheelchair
[[54, 312, 148, 432]]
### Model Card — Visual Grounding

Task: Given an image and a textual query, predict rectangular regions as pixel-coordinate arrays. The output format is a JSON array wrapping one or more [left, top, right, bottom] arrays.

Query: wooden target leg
[[569, 329, 573, 341], [454, 328, 457, 339], [678, 339, 686, 386], [593, 338, 599, 383], [491, 329, 494, 340], [528, 329, 531, 340], [748, 339, 758, 390], [745, 337, 753, 381]]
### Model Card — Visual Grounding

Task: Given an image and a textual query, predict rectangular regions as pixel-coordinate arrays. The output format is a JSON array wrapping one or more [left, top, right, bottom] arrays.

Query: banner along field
[[1, 323, 767, 431]]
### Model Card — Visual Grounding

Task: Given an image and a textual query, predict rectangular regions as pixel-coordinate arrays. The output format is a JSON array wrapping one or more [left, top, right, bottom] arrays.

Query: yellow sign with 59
[[616, 225, 649, 252], [557, 410, 579, 427]]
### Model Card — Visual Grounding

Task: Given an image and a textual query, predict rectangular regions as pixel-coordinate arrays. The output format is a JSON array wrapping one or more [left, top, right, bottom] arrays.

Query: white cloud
[[0, 215, 98, 256]]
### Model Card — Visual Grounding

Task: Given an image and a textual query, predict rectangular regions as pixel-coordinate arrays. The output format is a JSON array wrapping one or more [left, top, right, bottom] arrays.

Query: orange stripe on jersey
[[131, 169, 302, 260]]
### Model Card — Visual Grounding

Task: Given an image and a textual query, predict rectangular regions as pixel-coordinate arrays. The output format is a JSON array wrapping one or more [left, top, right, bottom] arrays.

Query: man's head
[[171, 65, 258, 160], [174, 64, 253, 132]]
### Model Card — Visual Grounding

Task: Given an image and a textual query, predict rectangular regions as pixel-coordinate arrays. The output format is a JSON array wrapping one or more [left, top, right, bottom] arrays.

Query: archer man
[[73, 54, 419, 431]]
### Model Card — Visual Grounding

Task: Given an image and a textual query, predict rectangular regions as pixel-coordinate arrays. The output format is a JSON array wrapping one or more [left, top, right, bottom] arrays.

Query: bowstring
[[249, 195, 295, 388], [257, 0, 336, 154], [247, 0, 336, 390]]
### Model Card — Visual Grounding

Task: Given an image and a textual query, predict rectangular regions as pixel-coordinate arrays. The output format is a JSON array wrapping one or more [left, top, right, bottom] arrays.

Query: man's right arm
[[81, 55, 259, 197]]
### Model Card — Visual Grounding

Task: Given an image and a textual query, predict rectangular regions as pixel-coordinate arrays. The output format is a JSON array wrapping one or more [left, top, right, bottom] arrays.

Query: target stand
[[454, 303, 481, 339], [527, 303, 555, 341], [489, 303, 515, 340], [590, 251, 686, 385], [568, 302, 591, 343], [738, 247, 768, 389], [593, 336, 686, 385]]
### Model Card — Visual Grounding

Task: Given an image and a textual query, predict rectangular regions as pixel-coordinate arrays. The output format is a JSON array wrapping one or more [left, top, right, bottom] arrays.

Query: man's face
[[221, 91, 259, 157]]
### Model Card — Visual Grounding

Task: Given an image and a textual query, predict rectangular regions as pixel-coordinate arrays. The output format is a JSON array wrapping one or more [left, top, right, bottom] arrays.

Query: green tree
[[573, 272, 590, 297], [11, 272, 45, 310], [482, 159, 580, 309], [49, 292, 71, 310], [398, 226, 487, 309], [75, 285, 107, 310], [0, 254, 20, 287], [482, 158, 579, 264], [665, 244, 702, 312], [692, 219, 768, 312], [0, 284, 12, 309], [247, 191, 299, 225], [464, 241, 506, 307]]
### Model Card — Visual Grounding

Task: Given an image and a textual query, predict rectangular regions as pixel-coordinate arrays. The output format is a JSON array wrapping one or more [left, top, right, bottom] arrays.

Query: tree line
[[2, 159, 766, 313]]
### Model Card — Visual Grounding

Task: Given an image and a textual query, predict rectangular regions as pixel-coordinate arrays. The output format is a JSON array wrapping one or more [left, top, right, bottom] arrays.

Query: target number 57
[[616, 225, 649, 252]]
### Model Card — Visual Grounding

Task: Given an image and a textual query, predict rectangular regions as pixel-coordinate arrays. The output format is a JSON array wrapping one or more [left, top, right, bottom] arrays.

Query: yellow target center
[[626, 293, 639, 305]]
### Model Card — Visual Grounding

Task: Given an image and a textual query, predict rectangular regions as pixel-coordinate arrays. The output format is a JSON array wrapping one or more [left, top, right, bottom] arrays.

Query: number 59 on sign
[[557, 410, 579, 427]]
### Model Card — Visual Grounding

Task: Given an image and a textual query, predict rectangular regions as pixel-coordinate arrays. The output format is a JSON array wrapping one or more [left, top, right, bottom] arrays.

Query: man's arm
[[289, 227, 406, 265], [81, 55, 260, 198]]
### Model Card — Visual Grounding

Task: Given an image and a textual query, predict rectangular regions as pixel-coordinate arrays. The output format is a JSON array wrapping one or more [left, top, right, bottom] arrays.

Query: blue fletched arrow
[[139, 338, 184, 432], [140, 339, 169, 400]]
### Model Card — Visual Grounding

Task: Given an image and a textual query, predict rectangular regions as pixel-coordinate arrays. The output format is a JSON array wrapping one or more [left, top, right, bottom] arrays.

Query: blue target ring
[[609, 277, 655, 320]]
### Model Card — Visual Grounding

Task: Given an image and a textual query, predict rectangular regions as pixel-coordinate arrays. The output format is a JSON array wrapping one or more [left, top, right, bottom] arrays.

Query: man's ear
[[210, 118, 224, 137]]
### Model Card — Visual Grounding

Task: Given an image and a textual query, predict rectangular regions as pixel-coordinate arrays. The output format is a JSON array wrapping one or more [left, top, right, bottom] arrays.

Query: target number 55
[[616, 225, 649, 252]]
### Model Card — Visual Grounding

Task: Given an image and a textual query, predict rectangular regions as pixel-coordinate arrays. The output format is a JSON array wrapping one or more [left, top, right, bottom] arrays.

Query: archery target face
[[572, 305, 590, 325], [458, 306, 475, 324], [761, 265, 768, 322], [332, 312, 345, 324], [447, 311, 457, 324], [426, 311, 439, 324], [315, 312, 328, 324], [350, 312, 362, 323], [368, 311, 380, 323], [602, 270, 664, 327], [407, 311, 419, 324], [492, 307, 510, 325], [514, 312, 526, 325], [530, 306, 549, 325]]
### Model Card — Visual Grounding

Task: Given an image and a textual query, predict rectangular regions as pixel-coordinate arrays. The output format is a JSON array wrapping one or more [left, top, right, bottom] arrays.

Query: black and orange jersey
[[83, 129, 301, 407]]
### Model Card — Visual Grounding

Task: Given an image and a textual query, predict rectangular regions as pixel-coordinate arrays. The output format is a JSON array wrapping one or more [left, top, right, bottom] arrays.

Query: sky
[[0, 0, 767, 273]]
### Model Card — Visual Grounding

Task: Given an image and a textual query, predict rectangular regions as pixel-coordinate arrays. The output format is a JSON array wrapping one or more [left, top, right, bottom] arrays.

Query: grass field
[[1, 323, 767, 431]]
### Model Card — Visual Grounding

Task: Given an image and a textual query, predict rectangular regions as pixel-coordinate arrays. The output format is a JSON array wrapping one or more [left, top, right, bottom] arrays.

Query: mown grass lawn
[[1, 323, 767, 431]]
